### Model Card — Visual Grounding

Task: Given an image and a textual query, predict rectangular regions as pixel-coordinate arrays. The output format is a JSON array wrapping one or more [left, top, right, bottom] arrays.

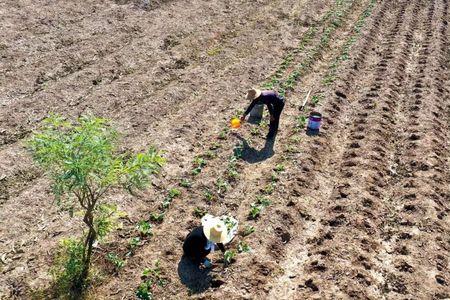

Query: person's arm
[[267, 102, 275, 117], [217, 243, 226, 253], [242, 99, 258, 120]]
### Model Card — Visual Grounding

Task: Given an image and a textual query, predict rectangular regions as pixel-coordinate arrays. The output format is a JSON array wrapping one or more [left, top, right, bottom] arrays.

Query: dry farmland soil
[[0, 0, 449, 299]]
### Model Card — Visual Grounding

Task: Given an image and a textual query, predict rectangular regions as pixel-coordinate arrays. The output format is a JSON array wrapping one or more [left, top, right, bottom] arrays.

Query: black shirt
[[183, 226, 225, 261], [243, 90, 285, 117]]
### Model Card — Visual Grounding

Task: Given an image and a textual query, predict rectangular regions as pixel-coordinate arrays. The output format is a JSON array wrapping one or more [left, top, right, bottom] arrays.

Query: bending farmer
[[240, 88, 285, 137], [182, 216, 227, 268]]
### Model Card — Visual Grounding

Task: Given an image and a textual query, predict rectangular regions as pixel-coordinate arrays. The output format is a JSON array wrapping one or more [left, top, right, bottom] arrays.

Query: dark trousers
[[268, 100, 285, 137]]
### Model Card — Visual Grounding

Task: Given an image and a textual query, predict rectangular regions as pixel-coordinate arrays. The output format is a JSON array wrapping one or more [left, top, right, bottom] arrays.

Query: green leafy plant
[[193, 207, 207, 218], [50, 238, 85, 296], [27, 115, 164, 293], [274, 164, 285, 173], [223, 250, 236, 265], [129, 237, 141, 251], [296, 115, 307, 129], [242, 225, 255, 237], [161, 188, 181, 210], [107, 253, 126, 271], [192, 156, 207, 175], [216, 178, 228, 195], [237, 241, 251, 253], [204, 189, 215, 202], [168, 188, 181, 199], [263, 183, 275, 195], [149, 212, 165, 223], [136, 261, 167, 300], [249, 196, 271, 219], [180, 179, 192, 188], [137, 220, 152, 237]]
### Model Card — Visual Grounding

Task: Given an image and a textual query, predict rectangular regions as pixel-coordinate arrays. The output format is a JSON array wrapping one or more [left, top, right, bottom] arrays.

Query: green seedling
[[216, 178, 228, 194], [209, 142, 221, 150], [218, 127, 229, 140], [311, 94, 325, 106], [223, 250, 236, 265], [237, 241, 251, 253], [274, 164, 285, 173], [180, 179, 192, 188], [297, 115, 307, 129], [249, 196, 271, 219], [271, 172, 279, 182], [137, 261, 167, 300], [242, 225, 255, 236], [193, 207, 207, 218], [107, 253, 126, 270], [137, 220, 152, 237], [129, 237, 141, 250], [168, 188, 181, 199], [290, 135, 302, 144], [263, 183, 275, 195], [204, 150, 216, 159], [250, 127, 260, 136], [150, 212, 165, 223], [203, 189, 215, 202]]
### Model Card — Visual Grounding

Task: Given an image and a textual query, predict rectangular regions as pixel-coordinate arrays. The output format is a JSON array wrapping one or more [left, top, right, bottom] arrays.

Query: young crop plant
[[193, 207, 207, 218], [180, 178, 192, 189], [129, 237, 142, 251], [223, 250, 236, 266], [107, 253, 126, 272], [192, 156, 207, 175], [216, 178, 228, 195], [249, 195, 271, 219], [218, 127, 229, 140], [263, 183, 276, 195], [237, 241, 251, 253], [274, 164, 286, 173], [27, 115, 164, 295], [136, 261, 167, 300], [242, 225, 255, 236], [137, 220, 153, 237], [311, 94, 325, 107], [150, 212, 165, 223], [161, 188, 181, 210], [203, 189, 215, 203], [296, 115, 308, 130]]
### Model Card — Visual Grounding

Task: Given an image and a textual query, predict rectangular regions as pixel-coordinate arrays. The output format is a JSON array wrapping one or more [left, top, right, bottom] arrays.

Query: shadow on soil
[[236, 135, 276, 164], [177, 256, 212, 294]]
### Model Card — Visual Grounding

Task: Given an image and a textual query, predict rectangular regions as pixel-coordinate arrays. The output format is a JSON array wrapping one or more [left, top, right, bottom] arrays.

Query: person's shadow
[[177, 256, 212, 294], [236, 134, 276, 164]]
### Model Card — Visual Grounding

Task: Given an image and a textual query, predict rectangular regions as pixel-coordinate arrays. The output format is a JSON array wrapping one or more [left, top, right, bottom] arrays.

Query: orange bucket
[[230, 118, 241, 129]]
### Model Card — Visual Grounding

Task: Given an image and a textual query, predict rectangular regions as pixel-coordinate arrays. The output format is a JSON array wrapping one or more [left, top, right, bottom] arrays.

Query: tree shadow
[[177, 256, 212, 294], [236, 134, 276, 164]]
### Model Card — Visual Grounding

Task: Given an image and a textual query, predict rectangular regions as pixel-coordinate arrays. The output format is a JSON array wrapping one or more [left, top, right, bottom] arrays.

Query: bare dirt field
[[1, 0, 449, 299]]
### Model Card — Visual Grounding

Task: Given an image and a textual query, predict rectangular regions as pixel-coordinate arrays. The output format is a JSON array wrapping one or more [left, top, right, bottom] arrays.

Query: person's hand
[[240, 115, 246, 123], [270, 115, 275, 122]]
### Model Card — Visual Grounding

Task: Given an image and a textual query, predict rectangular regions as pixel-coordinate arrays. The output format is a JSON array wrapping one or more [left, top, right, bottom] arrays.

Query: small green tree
[[28, 115, 165, 293]]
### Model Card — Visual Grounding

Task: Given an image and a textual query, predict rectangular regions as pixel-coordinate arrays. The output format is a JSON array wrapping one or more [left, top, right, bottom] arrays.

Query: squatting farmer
[[182, 216, 227, 268], [240, 88, 285, 138]]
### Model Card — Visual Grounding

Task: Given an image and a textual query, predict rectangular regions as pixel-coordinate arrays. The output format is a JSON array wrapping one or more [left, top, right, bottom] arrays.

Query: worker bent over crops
[[240, 88, 285, 138], [183, 216, 227, 268]]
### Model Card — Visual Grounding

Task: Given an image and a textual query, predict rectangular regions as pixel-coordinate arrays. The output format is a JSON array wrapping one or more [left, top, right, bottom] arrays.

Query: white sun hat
[[201, 215, 228, 244]]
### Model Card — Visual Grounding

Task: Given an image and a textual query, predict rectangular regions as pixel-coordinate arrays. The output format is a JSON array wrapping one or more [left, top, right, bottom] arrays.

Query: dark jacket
[[243, 90, 285, 118], [183, 226, 225, 263]]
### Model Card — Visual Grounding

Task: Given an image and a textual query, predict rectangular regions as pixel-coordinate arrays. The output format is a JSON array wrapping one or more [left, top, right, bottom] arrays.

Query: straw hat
[[202, 217, 228, 244], [246, 88, 262, 100]]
